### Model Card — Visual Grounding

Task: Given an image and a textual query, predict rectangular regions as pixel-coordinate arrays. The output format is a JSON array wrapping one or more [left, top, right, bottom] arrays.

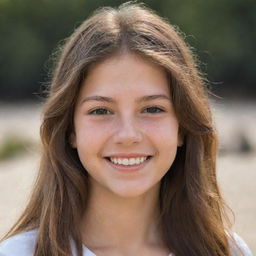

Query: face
[[72, 53, 181, 198]]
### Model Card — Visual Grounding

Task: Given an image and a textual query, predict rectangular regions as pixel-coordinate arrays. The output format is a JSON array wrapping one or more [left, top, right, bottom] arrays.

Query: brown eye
[[143, 106, 164, 114], [89, 108, 112, 115]]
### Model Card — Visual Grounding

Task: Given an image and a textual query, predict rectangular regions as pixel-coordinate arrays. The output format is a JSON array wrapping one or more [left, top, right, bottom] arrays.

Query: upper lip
[[105, 153, 153, 158]]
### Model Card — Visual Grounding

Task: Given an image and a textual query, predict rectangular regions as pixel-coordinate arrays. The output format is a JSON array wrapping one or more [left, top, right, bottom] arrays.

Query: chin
[[109, 182, 159, 198]]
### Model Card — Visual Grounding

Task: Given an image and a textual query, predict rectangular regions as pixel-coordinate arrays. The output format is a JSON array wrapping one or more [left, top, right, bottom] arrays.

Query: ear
[[177, 128, 184, 147], [178, 136, 183, 147], [69, 132, 77, 148]]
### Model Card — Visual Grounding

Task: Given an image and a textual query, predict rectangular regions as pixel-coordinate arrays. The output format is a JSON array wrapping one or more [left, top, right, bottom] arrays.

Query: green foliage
[[0, 0, 255, 100], [0, 135, 33, 161]]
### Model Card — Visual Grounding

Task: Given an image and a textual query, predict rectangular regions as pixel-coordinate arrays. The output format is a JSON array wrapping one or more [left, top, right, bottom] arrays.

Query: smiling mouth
[[104, 156, 152, 166]]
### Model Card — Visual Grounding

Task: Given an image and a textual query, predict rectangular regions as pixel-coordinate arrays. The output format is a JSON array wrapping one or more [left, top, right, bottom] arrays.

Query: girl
[[0, 2, 253, 256]]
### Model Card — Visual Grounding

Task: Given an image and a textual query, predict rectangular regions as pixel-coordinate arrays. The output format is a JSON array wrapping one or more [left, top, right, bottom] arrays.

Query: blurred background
[[0, 0, 255, 253]]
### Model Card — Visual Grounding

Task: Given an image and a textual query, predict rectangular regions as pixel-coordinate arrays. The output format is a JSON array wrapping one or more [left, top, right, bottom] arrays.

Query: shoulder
[[229, 232, 253, 256], [0, 229, 37, 256]]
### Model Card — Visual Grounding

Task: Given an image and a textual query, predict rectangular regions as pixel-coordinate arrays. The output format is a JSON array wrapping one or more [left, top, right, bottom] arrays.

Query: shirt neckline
[[83, 246, 97, 256], [82, 245, 174, 256]]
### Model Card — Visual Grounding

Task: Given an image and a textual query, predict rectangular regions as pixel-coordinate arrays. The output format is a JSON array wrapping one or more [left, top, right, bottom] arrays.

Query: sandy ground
[[0, 102, 255, 254]]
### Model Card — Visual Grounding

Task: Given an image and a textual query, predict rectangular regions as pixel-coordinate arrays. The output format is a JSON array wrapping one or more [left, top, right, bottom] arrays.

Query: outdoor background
[[0, 0, 255, 254]]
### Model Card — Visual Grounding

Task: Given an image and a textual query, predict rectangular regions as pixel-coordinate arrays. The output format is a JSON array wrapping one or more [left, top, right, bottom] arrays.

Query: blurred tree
[[0, 0, 255, 100], [157, 0, 256, 96]]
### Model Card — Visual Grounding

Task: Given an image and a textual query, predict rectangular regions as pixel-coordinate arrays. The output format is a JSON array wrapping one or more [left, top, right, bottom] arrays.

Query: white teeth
[[109, 157, 148, 166]]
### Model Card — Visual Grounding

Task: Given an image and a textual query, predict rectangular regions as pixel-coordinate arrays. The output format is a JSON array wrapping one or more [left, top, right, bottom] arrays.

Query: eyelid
[[142, 105, 166, 112], [87, 105, 166, 115], [87, 107, 113, 115]]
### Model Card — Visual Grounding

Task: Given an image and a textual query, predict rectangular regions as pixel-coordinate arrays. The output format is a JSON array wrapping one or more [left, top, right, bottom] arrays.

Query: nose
[[113, 115, 143, 146]]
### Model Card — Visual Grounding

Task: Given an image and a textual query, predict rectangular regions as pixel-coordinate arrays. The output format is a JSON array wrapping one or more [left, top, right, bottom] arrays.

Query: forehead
[[79, 53, 170, 98]]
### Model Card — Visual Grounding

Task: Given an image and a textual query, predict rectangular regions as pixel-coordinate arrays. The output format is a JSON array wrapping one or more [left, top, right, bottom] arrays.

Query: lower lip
[[105, 157, 151, 172]]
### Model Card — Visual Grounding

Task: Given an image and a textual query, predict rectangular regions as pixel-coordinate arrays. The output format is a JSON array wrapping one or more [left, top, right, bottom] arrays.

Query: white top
[[0, 229, 252, 256]]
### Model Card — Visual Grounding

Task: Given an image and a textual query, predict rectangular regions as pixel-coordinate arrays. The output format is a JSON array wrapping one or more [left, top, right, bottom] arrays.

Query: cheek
[[142, 118, 179, 143], [74, 116, 179, 149], [75, 119, 109, 140], [74, 120, 112, 157]]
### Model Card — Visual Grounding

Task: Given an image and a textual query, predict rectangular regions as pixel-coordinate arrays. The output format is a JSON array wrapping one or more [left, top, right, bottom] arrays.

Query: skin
[[72, 53, 181, 256]]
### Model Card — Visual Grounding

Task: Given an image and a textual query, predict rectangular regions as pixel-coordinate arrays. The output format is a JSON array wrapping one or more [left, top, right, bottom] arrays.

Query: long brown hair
[[2, 2, 239, 256]]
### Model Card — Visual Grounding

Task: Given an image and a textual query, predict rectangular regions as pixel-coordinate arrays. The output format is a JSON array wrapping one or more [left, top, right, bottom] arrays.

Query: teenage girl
[[0, 2, 253, 256]]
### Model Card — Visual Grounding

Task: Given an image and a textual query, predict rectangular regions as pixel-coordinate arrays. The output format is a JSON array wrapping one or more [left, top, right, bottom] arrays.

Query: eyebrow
[[81, 94, 171, 104]]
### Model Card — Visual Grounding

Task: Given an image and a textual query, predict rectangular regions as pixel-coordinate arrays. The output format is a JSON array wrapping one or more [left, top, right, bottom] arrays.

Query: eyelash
[[88, 106, 165, 115]]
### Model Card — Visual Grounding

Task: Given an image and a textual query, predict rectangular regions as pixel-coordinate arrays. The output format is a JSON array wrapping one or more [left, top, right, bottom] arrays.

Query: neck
[[80, 181, 164, 251]]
